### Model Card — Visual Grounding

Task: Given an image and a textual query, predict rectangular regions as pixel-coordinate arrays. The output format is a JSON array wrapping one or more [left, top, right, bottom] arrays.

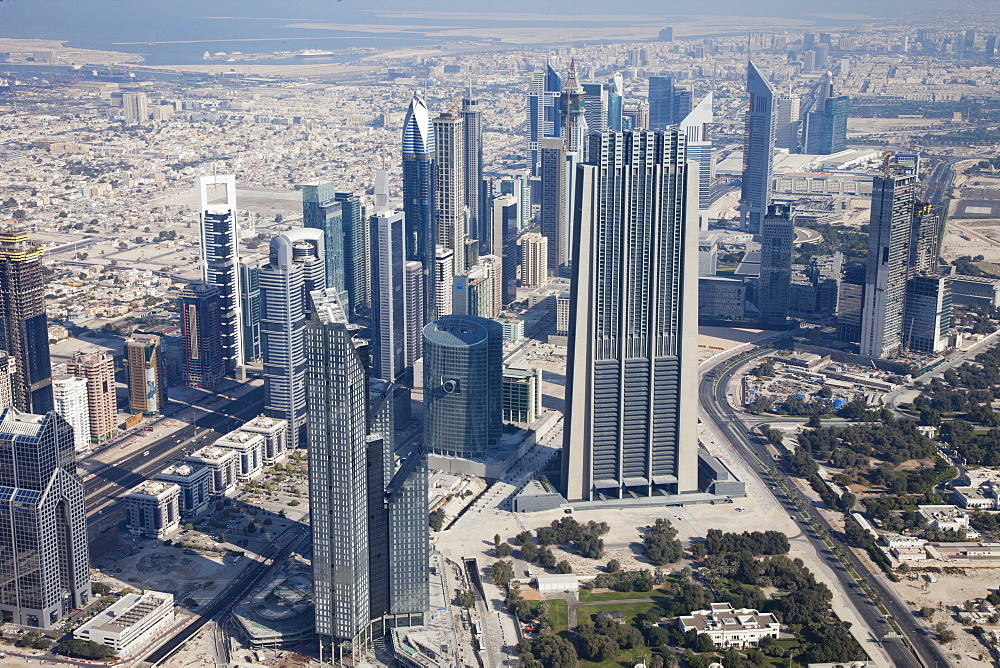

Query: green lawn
[[578, 601, 660, 625], [578, 588, 671, 602], [579, 645, 651, 668], [545, 598, 569, 634]]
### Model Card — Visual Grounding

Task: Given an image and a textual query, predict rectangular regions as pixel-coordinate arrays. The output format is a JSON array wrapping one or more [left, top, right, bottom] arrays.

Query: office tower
[[526, 62, 563, 175], [379, 450, 429, 626], [335, 191, 369, 314], [404, 262, 425, 369], [259, 228, 325, 449], [402, 92, 436, 324], [814, 44, 830, 69], [490, 194, 519, 305], [860, 172, 917, 359], [125, 334, 166, 415], [904, 275, 951, 353], [560, 63, 589, 156], [837, 261, 866, 344], [371, 211, 407, 382], [607, 73, 624, 131], [0, 407, 90, 628], [306, 290, 371, 650], [802, 50, 816, 73], [679, 93, 714, 230], [622, 103, 648, 131], [423, 315, 503, 459], [985, 35, 998, 57], [434, 247, 455, 319], [51, 375, 90, 451], [197, 174, 243, 376], [125, 481, 180, 539], [453, 262, 497, 319], [583, 82, 608, 133], [519, 232, 549, 287], [461, 97, 485, 251], [302, 182, 347, 306], [490, 171, 531, 232], [122, 92, 148, 124], [910, 201, 942, 274], [659, 26, 674, 41], [540, 137, 576, 276], [964, 29, 978, 52], [0, 351, 12, 409], [66, 349, 116, 444], [648, 76, 674, 130], [802, 73, 849, 155], [672, 89, 692, 124], [756, 204, 794, 325], [433, 111, 468, 271], [239, 254, 264, 364], [179, 281, 224, 389], [563, 129, 699, 502], [502, 366, 543, 423], [739, 62, 777, 235], [0, 229, 53, 414], [775, 92, 801, 151]]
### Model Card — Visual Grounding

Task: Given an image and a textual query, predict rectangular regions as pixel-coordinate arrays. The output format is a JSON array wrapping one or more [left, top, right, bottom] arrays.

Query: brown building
[[124, 334, 166, 414], [67, 349, 119, 443]]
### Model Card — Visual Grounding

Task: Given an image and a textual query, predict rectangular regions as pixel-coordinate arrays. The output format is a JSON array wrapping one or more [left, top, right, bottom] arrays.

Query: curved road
[[700, 350, 949, 668]]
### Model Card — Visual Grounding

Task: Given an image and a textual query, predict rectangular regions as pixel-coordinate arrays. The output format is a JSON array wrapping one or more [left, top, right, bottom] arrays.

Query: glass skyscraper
[[302, 182, 347, 307], [526, 62, 563, 175], [756, 204, 795, 325], [562, 130, 700, 502], [802, 73, 849, 155], [647, 76, 674, 130], [402, 92, 437, 324], [179, 281, 224, 388], [335, 190, 370, 314], [739, 62, 777, 235]]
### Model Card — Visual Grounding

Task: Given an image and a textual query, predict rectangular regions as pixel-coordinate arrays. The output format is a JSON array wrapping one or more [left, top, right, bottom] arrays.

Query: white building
[[213, 428, 265, 481], [74, 591, 174, 658], [185, 445, 239, 496], [519, 232, 549, 287], [677, 603, 781, 648], [535, 574, 578, 593], [155, 462, 212, 518], [952, 486, 999, 510], [51, 374, 91, 451], [918, 505, 974, 534], [125, 481, 180, 539], [238, 414, 288, 464]]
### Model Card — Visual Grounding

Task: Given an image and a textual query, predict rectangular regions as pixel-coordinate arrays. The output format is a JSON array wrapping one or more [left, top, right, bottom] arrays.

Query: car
[[564, 508, 573, 514], [143, 450, 150, 456]]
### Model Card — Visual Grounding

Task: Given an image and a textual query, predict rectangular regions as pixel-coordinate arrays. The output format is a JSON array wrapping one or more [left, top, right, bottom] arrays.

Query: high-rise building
[[860, 172, 917, 359], [51, 375, 90, 451], [434, 246, 455, 319], [402, 92, 437, 324], [539, 137, 577, 276], [433, 111, 468, 272], [648, 76, 674, 130], [0, 351, 13, 409], [461, 97, 485, 251], [125, 334, 166, 415], [775, 92, 801, 151], [583, 82, 608, 133], [259, 228, 325, 449], [756, 204, 794, 325], [563, 130, 699, 502], [673, 88, 693, 125], [679, 93, 714, 230], [335, 191, 370, 315], [659, 27, 674, 41], [490, 194, 519, 305], [67, 349, 117, 444], [836, 261, 866, 345], [452, 262, 497, 319], [370, 210, 407, 383], [802, 50, 816, 73], [519, 232, 549, 288], [179, 281, 224, 389], [526, 63, 563, 175], [622, 102, 648, 131], [739, 62, 777, 235], [0, 229, 53, 414], [910, 201, 942, 275], [238, 253, 264, 364], [404, 261, 425, 370], [122, 92, 148, 125], [607, 73, 624, 131], [560, 63, 589, 157], [903, 274, 951, 353], [197, 175, 243, 376], [423, 315, 503, 460], [302, 182, 347, 306], [802, 73, 849, 155], [0, 407, 90, 628]]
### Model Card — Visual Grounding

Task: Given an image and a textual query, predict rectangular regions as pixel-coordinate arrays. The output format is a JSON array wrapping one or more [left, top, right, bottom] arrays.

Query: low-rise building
[[125, 481, 180, 539], [919, 504, 973, 534], [677, 603, 781, 648], [73, 591, 174, 658], [185, 445, 239, 496], [502, 365, 543, 423], [238, 414, 288, 464], [952, 486, 999, 510], [154, 462, 212, 518], [213, 428, 265, 481]]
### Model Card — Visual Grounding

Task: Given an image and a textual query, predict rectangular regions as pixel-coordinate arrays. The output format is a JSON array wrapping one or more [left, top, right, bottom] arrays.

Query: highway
[[700, 350, 948, 668], [84, 386, 265, 518]]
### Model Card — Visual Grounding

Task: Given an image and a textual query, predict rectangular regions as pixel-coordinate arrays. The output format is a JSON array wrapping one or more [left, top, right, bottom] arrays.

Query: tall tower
[[740, 62, 777, 235], [679, 93, 714, 230], [302, 182, 347, 306], [562, 130, 699, 502], [179, 281, 224, 389], [607, 73, 624, 131], [0, 407, 90, 627], [802, 73, 849, 155], [490, 194, 519, 305], [519, 232, 549, 288], [582, 82, 608, 133], [67, 349, 117, 444], [335, 190, 370, 314], [648, 76, 674, 130], [461, 97, 485, 251], [756, 204, 795, 325], [197, 175, 244, 375], [51, 375, 91, 451], [560, 63, 589, 156], [402, 92, 436, 324], [433, 111, 467, 275], [860, 172, 917, 359], [526, 62, 563, 175], [0, 228, 53, 414], [125, 334, 166, 415], [370, 210, 408, 383], [775, 91, 801, 151], [259, 229, 326, 449], [239, 253, 264, 364]]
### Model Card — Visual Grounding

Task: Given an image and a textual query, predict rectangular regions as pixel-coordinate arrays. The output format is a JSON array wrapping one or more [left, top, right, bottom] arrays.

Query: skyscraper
[[648, 76, 674, 130], [239, 253, 264, 364], [860, 172, 917, 359], [179, 281, 224, 389], [259, 228, 325, 449], [903, 275, 951, 353], [607, 73, 624, 131], [67, 349, 117, 444], [562, 130, 699, 502], [775, 91, 801, 151], [519, 232, 549, 288], [910, 201, 942, 274], [422, 315, 503, 460], [370, 211, 408, 383], [0, 352, 13, 409], [122, 92, 148, 125], [802, 73, 849, 155], [560, 63, 589, 157], [125, 334, 166, 415], [302, 182, 347, 306], [756, 204, 795, 325], [461, 97, 485, 251], [434, 247, 455, 319], [404, 261, 425, 370], [197, 174, 244, 376], [0, 407, 90, 628], [0, 229, 53, 414], [335, 191, 370, 315], [402, 92, 436, 324], [433, 111, 468, 276], [51, 375, 91, 451], [679, 93, 714, 231], [739, 62, 777, 234], [490, 194, 519, 305], [583, 82, 608, 133], [526, 63, 563, 175], [539, 137, 576, 276]]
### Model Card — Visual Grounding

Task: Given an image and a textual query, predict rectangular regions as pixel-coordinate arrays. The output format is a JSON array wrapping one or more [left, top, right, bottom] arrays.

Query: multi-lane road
[[700, 350, 949, 668]]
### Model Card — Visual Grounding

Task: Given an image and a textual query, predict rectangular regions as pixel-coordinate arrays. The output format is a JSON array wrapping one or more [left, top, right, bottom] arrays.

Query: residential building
[[67, 349, 117, 444], [51, 374, 91, 451], [739, 62, 777, 235], [155, 462, 212, 518], [335, 191, 370, 314], [0, 407, 90, 627], [0, 229, 53, 414], [679, 93, 714, 230], [239, 253, 264, 364], [433, 111, 467, 270], [73, 592, 174, 659], [490, 194, 519, 305], [434, 246, 455, 319], [179, 281, 224, 388], [185, 445, 239, 496], [563, 130, 700, 502], [677, 603, 781, 648], [502, 366, 543, 423], [402, 92, 437, 324], [775, 91, 801, 151], [520, 232, 549, 287], [583, 82, 608, 133], [125, 334, 166, 415], [125, 480, 180, 539], [461, 97, 485, 251], [371, 210, 408, 382], [121, 92, 148, 124], [526, 63, 563, 175], [539, 137, 574, 275]]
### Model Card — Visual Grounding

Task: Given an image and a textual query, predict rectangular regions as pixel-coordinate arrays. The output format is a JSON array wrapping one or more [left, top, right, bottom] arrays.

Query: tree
[[56, 639, 116, 659], [555, 560, 573, 574], [919, 606, 935, 619], [722, 648, 742, 668], [491, 560, 514, 587], [497, 543, 513, 558], [218, 532, 227, 543], [429, 508, 446, 531], [458, 589, 478, 608], [642, 518, 684, 565], [606, 558, 621, 573], [935, 622, 956, 644], [807, 414, 822, 428], [692, 632, 715, 652]]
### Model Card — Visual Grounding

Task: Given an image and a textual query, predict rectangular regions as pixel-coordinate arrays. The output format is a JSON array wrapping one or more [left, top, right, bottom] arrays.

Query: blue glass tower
[[739, 61, 777, 235], [302, 182, 347, 307], [402, 92, 436, 323], [648, 76, 674, 130], [802, 74, 849, 155], [334, 191, 369, 315], [526, 62, 563, 175]]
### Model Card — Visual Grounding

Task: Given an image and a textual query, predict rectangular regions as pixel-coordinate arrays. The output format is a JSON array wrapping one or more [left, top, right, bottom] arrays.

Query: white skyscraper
[[122, 92, 148, 125], [51, 375, 91, 451], [679, 93, 714, 231], [371, 210, 408, 382]]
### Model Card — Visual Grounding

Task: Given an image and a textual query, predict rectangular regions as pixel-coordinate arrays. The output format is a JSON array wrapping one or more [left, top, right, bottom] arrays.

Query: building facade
[[303, 182, 348, 305], [371, 210, 408, 383], [461, 97, 486, 251], [179, 281, 224, 389], [51, 374, 91, 451], [402, 93, 437, 324], [74, 592, 174, 659], [756, 204, 794, 325], [155, 462, 212, 518], [739, 62, 777, 235], [125, 334, 166, 415], [67, 349, 118, 444], [125, 480, 181, 539]]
